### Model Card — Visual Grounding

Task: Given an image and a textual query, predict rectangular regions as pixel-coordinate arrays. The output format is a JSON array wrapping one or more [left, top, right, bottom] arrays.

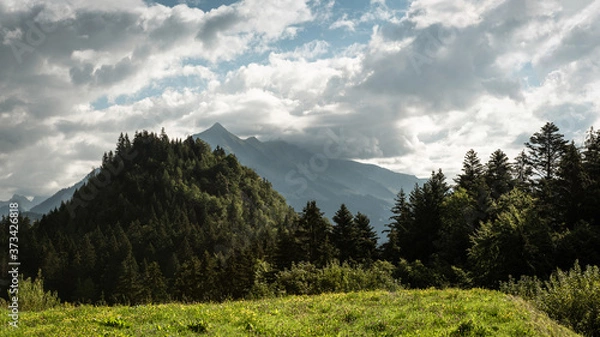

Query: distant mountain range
[[194, 123, 426, 239], [0, 170, 99, 220], [3, 124, 425, 239]]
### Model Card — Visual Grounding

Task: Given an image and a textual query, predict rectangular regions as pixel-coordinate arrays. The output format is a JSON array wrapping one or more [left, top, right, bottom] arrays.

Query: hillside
[[194, 123, 426, 238], [0, 289, 580, 336], [10, 131, 296, 304]]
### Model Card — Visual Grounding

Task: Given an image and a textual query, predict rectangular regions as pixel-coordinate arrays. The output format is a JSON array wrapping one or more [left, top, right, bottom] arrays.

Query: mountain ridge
[[194, 123, 426, 238]]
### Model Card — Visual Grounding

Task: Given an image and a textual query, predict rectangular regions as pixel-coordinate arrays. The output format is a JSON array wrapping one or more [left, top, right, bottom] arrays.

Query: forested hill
[[11, 130, 297, 304]]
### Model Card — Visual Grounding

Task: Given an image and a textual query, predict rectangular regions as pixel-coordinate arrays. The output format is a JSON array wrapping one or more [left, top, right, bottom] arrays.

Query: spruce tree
[[583, 127, 600, 225], [353, 212, 378, 264], [525, 122, 567, 181], [485, 149, 515, 200], [141, 261, 169, 303], [383, 189, 411, 263], [556, 142, 589, 228], [513, 150, 533, 191], [112, 252, 142, 304], [525, 122, 568, 226], [455, 149, 484, 194], [295, 201, 335, 267], [399, 170, 449, 263], [332, 204, 357, 263]]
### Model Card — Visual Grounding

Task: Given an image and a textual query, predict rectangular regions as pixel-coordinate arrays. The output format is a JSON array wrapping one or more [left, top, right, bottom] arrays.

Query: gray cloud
[[196, 8, 241, 46], [0, 0, 599, 199]]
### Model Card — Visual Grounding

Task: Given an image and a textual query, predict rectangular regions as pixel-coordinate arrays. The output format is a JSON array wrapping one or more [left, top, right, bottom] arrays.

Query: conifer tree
[[525, 122, 568, 226], [141, 261, 169, 303], [582, 127, 600, 225], [394, 170, 449, 264], [556, 142, 588, 228], [332, 204, 357, 263], [485, 149, 515, 200], [383, 189, 411, 263], [455, 149, 484, 194], [295, 201, 335, 267], [353, 212, 378, 264], [113, 252, 142, 304], [525, 122, 567, 181], [513, 150, 532, 191]]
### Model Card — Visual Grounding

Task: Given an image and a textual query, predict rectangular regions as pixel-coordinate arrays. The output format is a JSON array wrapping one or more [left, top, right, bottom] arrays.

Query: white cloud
[[330, 14, 355, 31]]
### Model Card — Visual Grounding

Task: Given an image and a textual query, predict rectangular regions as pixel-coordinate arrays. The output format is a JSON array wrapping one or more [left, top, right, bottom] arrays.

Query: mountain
[[0, 194, 44, 217], [194, 123, 426, 239], [29, 169, 100, 215], [13, 131, 295, 304]]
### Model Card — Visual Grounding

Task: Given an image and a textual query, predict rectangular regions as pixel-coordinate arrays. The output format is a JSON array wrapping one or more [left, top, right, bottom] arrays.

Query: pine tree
[[556, 142, 589, 228], [353, 212, 378, 264], [141, 261, 169, 303], [397, 170, 450, 264], [525, 122, 567, 181], [513, 150, 532, 191], [383, 189, 411, 263], [455, 149, 484, 194], [485, 149, 515, 200], [525, 122, 568, 227], [112, 252, 142, 304], [582, 127, 600, 225], [295, 201, 335, 267], [332, 204, 357, 263]]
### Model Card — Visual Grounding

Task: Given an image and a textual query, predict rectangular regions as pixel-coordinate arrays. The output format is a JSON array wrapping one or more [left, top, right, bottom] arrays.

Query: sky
[[1, 0, 599, 200]]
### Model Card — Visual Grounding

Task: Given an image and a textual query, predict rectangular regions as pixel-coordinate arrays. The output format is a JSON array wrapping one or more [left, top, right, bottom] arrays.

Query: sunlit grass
[[0, 289, 581, 336]]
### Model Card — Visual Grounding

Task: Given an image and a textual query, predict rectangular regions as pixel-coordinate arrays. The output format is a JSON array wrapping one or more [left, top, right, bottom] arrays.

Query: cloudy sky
[[1, 0, 599, 200]]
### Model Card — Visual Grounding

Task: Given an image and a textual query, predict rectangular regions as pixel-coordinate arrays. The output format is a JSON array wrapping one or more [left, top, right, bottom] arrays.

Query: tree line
[[0, 122, 598, 305], [383, 122, 600, 287]]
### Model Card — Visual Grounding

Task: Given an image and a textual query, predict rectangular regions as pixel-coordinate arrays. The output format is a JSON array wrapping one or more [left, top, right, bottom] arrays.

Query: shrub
[[501, 261, 600, 336], [1, 270, 61, 312], [262, 260, 399, 296]]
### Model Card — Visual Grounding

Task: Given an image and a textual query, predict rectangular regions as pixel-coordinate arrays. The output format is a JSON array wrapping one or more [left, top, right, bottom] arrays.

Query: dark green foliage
[[353, 212, 378, 264], [332, 204, 355, 263], [259, 260, 398, 296], [525, 122, 567, 181], [382, 189, 410, 263], [485, 149, 515, 200], [436, 188, 478, 267], [455, 149, 484, 194], [513, 150, 533, 191], [20, 131, 295, 304], [402, 169, 449, 263], [556, 142, 589, 228], [468, 190, 554, 287], [331, 205, 379, 265], [501, 262, 600, 337], [555, 222, 600, 270], [284, 201, 335, 267], [583, 127, 600, 226]]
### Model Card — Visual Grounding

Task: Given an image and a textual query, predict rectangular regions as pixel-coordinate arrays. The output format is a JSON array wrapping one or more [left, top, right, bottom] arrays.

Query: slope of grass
[[1, 289, 580, 337]]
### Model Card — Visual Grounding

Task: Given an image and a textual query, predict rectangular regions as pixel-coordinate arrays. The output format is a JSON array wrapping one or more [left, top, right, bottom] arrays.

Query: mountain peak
[[207, 122, 228, 133]]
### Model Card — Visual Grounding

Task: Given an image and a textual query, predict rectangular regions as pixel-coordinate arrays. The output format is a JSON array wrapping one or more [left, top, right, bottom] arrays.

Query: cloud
[[0, 0, 599, 200], [329, 14, 355, 32]]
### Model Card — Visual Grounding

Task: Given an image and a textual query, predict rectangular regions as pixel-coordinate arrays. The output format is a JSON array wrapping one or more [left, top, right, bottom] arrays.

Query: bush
[[2, 270, 61, 312], [394, 258, 472, 289], [253, 260, 399, 297], [501, 261, 600, 337]]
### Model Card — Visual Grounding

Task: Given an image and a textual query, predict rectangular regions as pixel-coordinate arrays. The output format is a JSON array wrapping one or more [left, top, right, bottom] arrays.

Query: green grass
[[0, 289, 581, 336]]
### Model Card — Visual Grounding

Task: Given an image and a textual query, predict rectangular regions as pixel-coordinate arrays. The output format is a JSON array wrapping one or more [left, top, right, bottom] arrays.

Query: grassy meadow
[[0, 289, 580, 337]]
